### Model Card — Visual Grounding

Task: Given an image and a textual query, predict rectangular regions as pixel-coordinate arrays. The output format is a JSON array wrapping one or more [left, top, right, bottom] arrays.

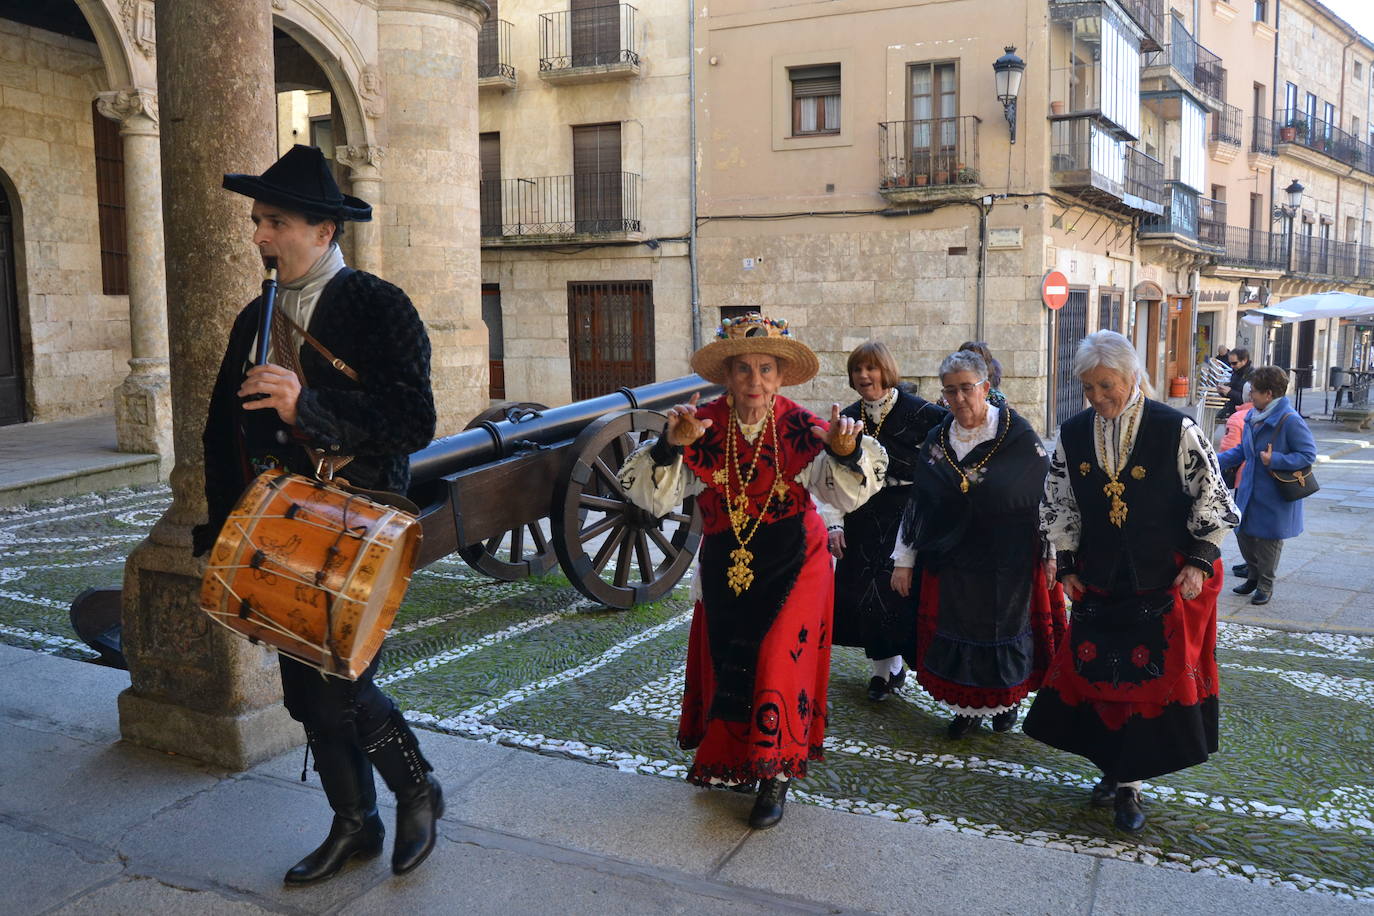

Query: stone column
[[118, 0, 299, 769], [96, 88, 173, 472], [378, 0, 490, 433], [336, 143, 385, 275]]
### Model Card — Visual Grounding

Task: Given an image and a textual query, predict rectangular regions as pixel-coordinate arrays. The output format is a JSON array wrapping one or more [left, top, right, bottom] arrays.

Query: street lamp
[[993, 46, 1026, 144], [1272, 178, 1304, 275]]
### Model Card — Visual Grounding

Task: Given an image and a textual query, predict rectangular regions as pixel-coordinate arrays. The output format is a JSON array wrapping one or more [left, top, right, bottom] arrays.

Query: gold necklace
[[863, 390, 894, 439], [942, 411, 1008, 493], [1096, 402, 1141, 528], [721, 399, 780, 595]]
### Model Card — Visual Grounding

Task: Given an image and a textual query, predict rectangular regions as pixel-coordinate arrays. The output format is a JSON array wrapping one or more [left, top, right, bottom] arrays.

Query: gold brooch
[[773, 479, 789, 497], [712, 469, 728, 486], [1131, 466, 1146, 480], [1079, 462, 1091, 477]]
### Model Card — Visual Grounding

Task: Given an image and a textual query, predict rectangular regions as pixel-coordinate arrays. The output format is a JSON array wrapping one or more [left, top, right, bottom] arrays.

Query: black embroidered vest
[[842, 391, 943, 483], [1060, 399, 1191, 593]]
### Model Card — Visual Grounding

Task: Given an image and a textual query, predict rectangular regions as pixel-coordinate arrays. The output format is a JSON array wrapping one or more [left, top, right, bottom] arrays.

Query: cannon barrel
[[408, 374, 721, 485]]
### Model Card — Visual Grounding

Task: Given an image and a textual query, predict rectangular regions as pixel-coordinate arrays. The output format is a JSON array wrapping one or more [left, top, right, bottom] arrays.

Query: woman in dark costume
[[891, 350, 1066, 738], [616, 313, 886, 830], [825, 341, 945, 701], [1024, 331, 1238, 833]]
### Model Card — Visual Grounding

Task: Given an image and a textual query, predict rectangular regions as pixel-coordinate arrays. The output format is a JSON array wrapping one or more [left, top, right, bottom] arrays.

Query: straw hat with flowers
[[689, 313, 819, 386]]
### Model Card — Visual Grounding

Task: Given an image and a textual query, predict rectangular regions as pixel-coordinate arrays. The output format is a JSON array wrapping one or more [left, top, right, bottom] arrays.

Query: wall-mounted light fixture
[[993, 46, 1026, 144]]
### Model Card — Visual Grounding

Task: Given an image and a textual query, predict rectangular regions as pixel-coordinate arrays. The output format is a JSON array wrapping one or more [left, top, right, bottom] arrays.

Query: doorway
[[0, 185, 25, 426], [1050, 288, 1089, 429], [568, 280, 654, 400]]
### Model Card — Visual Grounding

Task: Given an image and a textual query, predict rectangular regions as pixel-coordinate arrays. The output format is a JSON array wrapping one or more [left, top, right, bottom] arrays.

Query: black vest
[[842, 390, 945, 483], [1060, 399, 1192, 593]]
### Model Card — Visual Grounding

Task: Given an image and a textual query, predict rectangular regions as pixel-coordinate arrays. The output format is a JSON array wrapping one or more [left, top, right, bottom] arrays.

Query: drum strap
[[274, 309, 359, 482]]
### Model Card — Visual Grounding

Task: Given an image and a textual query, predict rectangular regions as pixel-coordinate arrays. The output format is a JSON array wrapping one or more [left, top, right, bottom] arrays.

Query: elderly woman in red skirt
[[1024, 331, 1238, 833], [617, 313, 886, 829]]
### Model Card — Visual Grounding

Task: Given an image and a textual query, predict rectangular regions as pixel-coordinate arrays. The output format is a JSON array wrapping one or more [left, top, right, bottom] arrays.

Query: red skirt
[[1022, 559, 1222, 781], [678, 510, 833, 784], [914, 564, 1067, 712]]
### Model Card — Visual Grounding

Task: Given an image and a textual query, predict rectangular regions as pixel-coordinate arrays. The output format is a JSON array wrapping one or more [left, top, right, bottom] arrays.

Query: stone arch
[[270, 4, 377, 156], [0, 169, 31, 424], [72, 0, 141, 92]]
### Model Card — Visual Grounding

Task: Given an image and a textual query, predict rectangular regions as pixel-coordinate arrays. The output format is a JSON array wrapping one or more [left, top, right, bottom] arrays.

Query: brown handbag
[[1266, 412, 1319, 502]]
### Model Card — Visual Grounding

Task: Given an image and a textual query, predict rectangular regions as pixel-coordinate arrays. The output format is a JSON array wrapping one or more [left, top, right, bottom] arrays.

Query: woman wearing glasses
[[891, 349, 1065, 740]]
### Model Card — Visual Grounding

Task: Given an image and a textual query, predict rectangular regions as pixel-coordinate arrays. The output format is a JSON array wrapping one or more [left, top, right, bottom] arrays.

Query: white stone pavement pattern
[[0, 642, 1368, 916]]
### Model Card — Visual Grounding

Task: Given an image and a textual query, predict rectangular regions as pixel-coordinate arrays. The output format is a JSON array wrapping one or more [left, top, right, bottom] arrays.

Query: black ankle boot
[[749, 778, 789, 829], [991, 708, 1019, 733], [284, 733, 385, 885], [947, 714, 979, 738], [1114, 786, 1146, 832], [363, 711, 445, 875], [1089, 776, 1117, 808]]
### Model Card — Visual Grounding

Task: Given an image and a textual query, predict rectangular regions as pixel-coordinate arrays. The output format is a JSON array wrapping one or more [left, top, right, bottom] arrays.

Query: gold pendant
[[1108, 494, 1128, 528], [959, 477, 969, 493], [1131, 466, 1146, 480], [712, 469, 728, 485], [1079, 462, 1091, 477], [773, 479, 788, 497], [1103, 480, 1125, 499], [727, 546, 755, 595], [728, 507, 748, 529]]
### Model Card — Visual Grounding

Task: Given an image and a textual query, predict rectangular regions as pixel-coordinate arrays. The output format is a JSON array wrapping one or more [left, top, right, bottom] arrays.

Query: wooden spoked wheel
[[552, 409, 702, 609], [455, 402, 558, 581]]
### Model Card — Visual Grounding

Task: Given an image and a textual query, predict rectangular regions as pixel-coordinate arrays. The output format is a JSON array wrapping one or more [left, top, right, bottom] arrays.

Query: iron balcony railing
[[1363, 246, 1374, 279], [878, 116, 981, 190], [1117, 0, 1165, 51], [1125, 146, 1166, 209], [538, 3, 639, 71], [1144, 18, 1225, 102], [1249, 115, 1277, 156], [1216, 226, 1287, 271], [1140, 183, 1206, 240], [1198, 196, 1227, 247], [1293, 235, 1360, 277], [1273, 108, 1372, 173], [1209, 103, 1242, 146], [480, 171, 642, 237], [478, 19, 515, 81]]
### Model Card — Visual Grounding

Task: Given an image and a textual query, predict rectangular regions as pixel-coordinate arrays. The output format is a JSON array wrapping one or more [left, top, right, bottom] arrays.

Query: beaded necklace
[[1095, 400, 1141, 528], [720, 399, 781, 595], [862, 389, 896, 440], [941, 410, 1009, 493]]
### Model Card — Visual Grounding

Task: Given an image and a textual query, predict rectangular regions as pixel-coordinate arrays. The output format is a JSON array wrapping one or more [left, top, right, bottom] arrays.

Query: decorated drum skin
[[200, 469, 421, 679]]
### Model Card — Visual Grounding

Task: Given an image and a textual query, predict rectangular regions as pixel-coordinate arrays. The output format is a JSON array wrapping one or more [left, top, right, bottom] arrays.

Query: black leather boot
[[1114, 786, 1146, 832], [1089, 776, 1117, 807], [748, 777, 789, 829], [363, 711, 445, 875], [284, 733, 385, 885]]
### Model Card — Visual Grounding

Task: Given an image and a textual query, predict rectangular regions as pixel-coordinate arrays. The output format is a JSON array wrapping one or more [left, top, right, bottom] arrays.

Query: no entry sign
[[1042, 270, 1069, 310]]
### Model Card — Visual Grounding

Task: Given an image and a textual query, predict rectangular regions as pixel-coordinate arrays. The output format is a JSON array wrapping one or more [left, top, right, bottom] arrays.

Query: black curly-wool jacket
[[193, 268, 436, 555]]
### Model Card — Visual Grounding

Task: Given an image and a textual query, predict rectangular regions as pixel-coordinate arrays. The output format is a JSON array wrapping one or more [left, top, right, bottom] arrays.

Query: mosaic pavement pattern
[[3, 486, 1374, 902]]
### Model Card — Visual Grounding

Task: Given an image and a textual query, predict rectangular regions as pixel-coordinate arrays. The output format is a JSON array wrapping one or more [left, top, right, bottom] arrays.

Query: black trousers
[[279, 651, 396, 741]]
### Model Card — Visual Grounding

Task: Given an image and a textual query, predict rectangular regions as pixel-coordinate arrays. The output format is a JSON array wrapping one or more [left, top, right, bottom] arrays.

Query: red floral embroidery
[[1077, 641, 1098, 662], [1131, 645, 1150, 668]]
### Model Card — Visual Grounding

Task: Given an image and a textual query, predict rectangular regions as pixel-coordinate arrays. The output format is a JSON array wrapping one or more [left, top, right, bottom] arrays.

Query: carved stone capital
[[336, 144, 386, 178], [96, 88, 160, 129], [119, 0, 156, 57]]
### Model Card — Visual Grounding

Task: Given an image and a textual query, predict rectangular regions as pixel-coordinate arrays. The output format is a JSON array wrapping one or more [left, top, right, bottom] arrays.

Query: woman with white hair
[[1024, 331, 1238, 834], [891, 349, 1066, 739]]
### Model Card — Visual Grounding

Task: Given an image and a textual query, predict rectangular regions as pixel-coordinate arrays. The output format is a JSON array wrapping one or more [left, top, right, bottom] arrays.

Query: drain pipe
[[687, 0, 702, 350], [975, 197, 990, 340]]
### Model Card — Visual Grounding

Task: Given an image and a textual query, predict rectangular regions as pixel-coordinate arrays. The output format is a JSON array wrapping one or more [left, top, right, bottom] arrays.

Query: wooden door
[[482, 284, 505, 399], [1164, 296, 1193, 385], [573, 123, 621, 233], [568, 281, 654, 400], [0, 187, 25, 426], [1143, 298, 1162, 390], [570, 0, 618, 67]]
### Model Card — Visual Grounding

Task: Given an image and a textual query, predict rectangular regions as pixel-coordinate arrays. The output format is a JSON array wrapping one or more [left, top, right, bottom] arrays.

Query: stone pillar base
[[115, 361, 174, 474], [118, 688, 300, 771]]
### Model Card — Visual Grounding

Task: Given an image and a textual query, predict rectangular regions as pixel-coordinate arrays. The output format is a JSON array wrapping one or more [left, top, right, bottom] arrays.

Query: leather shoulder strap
[[285, 267, 360, 382]]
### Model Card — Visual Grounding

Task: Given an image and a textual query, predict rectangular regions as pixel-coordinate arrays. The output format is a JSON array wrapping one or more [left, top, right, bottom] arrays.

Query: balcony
[[478, 19, 516, 92], [479, 172, 642, 245], [1293, 235, 1361, 278], [1208, 103, 1242, 163], [1248, 114, 1278, 170], [1116, 0, 1165, 52], [1273, 108, 1374, 176], [1050, 117, 1164, 216], [1211, 226, 1287, 274], [1140, 184, 1223, 252], [538, 3, 640, 85], [1141, 19, 1225, 108], [877, 116, 981, 204]]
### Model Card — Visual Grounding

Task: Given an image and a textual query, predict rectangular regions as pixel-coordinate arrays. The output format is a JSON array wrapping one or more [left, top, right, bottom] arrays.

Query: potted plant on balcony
[[1280, 117, 1304, 143], [957, 165, 978, 184], [914, 173, 929, 187], [933, 168, 950, 185]]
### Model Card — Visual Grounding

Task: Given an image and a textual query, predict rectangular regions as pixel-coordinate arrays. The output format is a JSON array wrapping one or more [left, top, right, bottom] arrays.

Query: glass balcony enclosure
[[1050, 2, 1143, 141]]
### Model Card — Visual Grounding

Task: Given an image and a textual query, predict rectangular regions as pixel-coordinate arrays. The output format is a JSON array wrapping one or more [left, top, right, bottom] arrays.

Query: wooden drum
[[200, 469, 421, 679]]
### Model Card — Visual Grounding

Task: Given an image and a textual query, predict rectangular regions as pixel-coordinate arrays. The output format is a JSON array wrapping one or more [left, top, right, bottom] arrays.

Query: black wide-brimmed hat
[[223, 144, 372, 222]]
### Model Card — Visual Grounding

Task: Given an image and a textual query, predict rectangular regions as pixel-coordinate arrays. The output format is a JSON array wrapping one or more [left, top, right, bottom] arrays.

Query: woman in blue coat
[[1216, 365, 1317, 606]]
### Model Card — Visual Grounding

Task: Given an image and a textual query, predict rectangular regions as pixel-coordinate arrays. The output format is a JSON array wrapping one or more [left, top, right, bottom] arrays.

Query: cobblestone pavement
[[2, 482, 1374, 904]]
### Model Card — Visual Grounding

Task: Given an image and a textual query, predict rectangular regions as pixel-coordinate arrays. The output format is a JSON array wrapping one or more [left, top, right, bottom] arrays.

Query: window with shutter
[[480, 132, 502, 236], [790, 64, 840, 136], [570, 0, 621, 67], [573, 123, 623, 233], [92, 102, 128, 296]]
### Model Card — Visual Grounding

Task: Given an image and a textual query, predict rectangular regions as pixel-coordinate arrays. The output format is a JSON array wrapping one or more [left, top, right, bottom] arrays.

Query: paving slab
[[0, 650, 127, 742], [341, 831, 820, 916], [0, 821, 123, 915], [1090, 858, 1370, 915], [117, 774, 388, 911], [51, 876, 270, 916], [450, 749, 751, 875], [0, 723, 219, 846], [0, 641, 35, 668], [718, 801, 1096, 916]]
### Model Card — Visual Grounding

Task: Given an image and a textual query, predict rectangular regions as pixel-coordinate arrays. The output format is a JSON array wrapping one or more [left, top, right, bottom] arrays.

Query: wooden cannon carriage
[[406, 373, 721, 608], [69, 375, 721, 667]]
